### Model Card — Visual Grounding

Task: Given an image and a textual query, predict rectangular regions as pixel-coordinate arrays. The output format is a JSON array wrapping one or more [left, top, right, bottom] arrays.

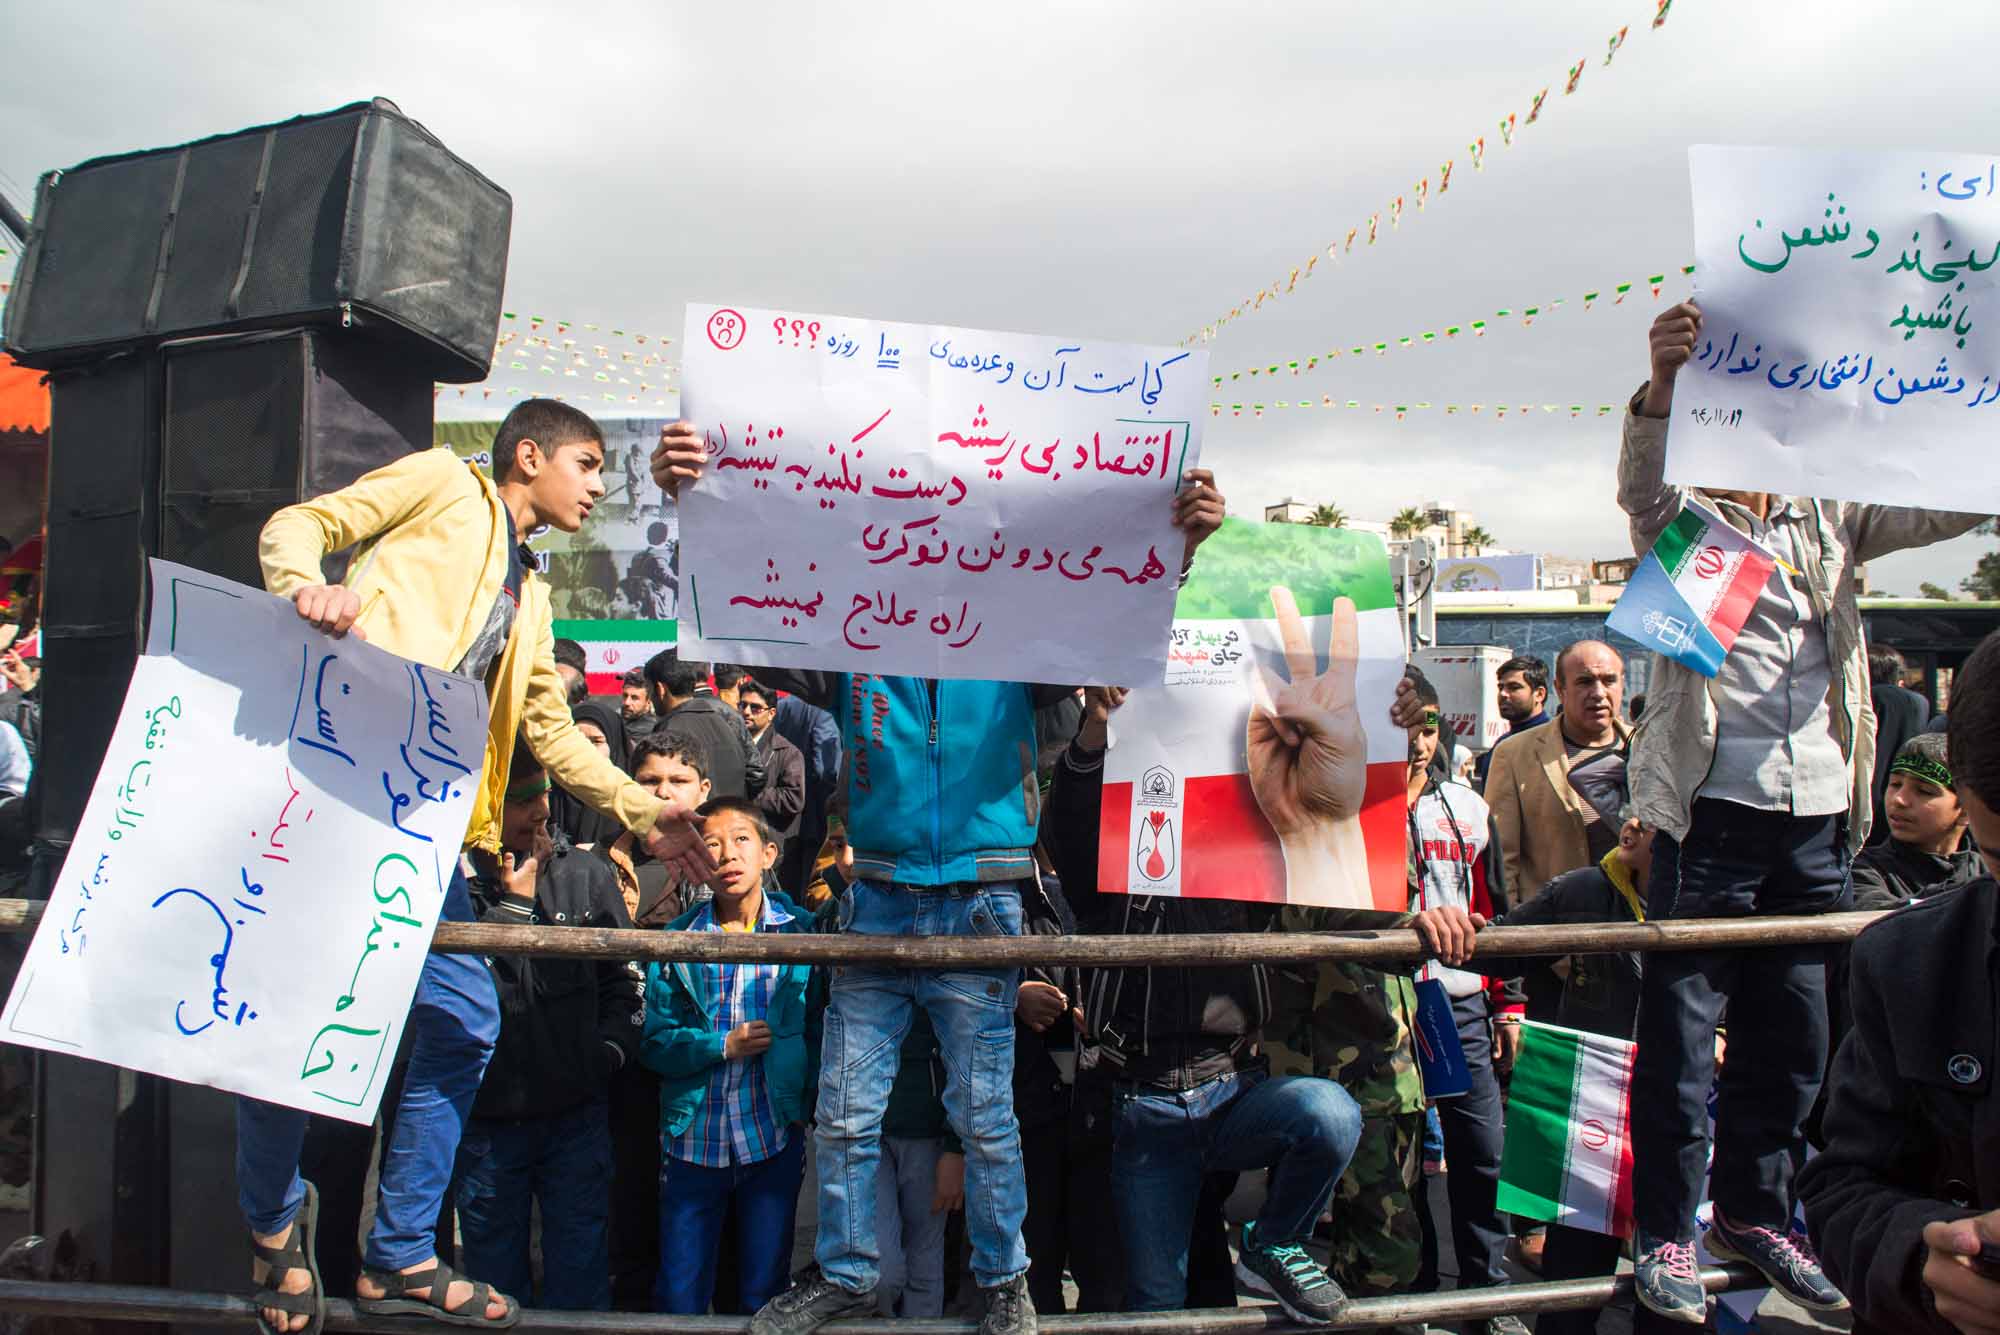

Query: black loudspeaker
[[2, 98, 510, 383], [32, 354, 161, 856], [30, 328, 429, 852], [161, 329, 434, 583]]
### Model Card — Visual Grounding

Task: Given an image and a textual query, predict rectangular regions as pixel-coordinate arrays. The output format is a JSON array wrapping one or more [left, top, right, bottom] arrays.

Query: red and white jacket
[[1407, 776, 1523, 1015]]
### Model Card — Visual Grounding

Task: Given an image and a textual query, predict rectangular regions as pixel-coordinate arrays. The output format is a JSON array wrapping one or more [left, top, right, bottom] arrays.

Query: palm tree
[[1390, 507, 1427, 538], [1309, 504, 1347, 528], [1461, 525, 1495, 554]]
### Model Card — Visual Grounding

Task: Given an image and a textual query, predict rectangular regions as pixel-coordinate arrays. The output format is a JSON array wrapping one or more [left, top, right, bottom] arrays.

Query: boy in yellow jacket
[[240, 400, 713, 1333]]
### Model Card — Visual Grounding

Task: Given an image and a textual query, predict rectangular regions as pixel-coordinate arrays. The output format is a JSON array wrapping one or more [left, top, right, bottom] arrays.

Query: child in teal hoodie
[[641, 798, 822, 1316]]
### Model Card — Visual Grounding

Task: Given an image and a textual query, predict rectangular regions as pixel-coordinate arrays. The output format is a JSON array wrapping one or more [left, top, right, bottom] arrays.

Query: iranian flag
[[1097, 518, 1408, 911], [1607, 500, 1776, 677], [1497, 1021, 1637, 1238], [554, 619, 676, 694]]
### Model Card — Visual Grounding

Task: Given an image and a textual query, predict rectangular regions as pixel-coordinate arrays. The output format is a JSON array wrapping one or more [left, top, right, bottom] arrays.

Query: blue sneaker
[[1632, 1234, 1707, 1324], [1706, 1211, 1849, 1312]]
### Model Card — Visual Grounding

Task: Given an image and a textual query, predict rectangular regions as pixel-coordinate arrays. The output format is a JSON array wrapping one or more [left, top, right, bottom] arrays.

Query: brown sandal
[[355, 1260, 520, 1329]]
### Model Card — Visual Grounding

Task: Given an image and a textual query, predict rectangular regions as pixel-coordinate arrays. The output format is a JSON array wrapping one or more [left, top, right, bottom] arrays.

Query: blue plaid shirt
[[666, 894, 794, 1168]]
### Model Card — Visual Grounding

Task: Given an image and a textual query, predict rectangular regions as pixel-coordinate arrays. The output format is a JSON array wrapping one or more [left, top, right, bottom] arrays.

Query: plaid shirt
[[666, 894, 794, 1168]]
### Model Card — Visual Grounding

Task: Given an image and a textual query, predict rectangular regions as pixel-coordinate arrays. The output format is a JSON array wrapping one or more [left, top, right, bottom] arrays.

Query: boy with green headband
[[1849, 732, 1980, 911]]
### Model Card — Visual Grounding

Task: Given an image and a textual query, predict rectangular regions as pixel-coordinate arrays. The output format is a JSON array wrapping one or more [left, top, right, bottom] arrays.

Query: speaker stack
[[1, 97, 511, 1297]]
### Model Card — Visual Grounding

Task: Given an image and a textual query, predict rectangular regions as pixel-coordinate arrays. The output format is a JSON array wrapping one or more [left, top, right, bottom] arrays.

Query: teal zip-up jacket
[[753, 669, 1073, 886], [640, 888, 822, 1139]]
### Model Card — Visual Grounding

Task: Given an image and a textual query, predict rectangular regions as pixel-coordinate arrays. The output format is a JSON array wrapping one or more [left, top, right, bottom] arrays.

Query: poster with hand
[[0, 560, 488, 1123], [1671, 144, 2000, 509], [1098, 519, 1407, 909]]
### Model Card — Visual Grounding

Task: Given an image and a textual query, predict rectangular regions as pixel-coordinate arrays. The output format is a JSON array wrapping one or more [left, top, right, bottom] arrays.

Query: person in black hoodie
[[1799, 628, 2000, 1334], [456, 739, 643, 1311], [1850, 732, 1980, 911], [1048, 686, 1364, 1325]]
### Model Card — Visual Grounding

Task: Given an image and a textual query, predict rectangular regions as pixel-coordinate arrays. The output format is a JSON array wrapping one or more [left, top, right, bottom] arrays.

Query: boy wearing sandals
[[242, 401, 716, 1333]]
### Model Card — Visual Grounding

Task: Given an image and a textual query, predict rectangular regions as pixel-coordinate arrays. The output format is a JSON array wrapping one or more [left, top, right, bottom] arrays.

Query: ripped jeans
[[813, 878, 1030, 1293]]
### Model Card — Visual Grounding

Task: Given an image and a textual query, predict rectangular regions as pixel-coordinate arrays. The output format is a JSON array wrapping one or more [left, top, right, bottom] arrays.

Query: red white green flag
[[1497, 1021, 1637, 1238], [1607, 500, 1776, 677]]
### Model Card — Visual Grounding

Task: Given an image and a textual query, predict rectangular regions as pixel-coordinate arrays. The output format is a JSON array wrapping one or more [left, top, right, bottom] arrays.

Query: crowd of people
[[3, 302, 1999, 1335]]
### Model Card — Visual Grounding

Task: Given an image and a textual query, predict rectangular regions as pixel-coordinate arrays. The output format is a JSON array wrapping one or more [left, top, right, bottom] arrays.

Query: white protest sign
[[1, 560, 489, 1124], [677, 304, 1207, 683], [1672, 144, 2000, 509]]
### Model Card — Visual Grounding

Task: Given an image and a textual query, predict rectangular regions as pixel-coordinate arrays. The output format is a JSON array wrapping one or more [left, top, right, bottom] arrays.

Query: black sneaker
[[977, 1273, 1037, 1335], [1234, 1220, 1350, 1326], [1706, 1211, 1849, 1312], [749, 1267, 875, 1335], [1478, 1317, 1532, 1335], [1633, 1234, 1707, 1324]]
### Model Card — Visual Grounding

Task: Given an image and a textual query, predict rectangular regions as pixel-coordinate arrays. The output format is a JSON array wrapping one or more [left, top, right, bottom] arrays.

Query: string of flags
[[1181, 0, 1676, 347], [1213, 264, 1693, 386], [1212, 399, 1628, 421]]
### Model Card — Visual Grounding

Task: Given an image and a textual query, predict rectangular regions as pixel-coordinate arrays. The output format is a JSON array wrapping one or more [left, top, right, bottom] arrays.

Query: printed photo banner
[[678, 303, 1207, 684], [1673, 145, 2000, 510], [1182, 0, 1678, 346], [1213, 266, 1692, 386], [1098, 519, 1407, 910], [437, 418, 680, 692], [0, 561, 489, 1123]]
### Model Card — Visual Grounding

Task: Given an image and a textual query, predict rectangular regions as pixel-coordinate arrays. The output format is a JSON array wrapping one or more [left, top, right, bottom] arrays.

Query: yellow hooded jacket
[[258, 447, 667, 852]]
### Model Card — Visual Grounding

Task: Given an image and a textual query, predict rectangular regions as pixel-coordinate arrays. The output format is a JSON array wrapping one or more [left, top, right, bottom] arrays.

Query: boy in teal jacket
[[640, 798, 821, 1315]]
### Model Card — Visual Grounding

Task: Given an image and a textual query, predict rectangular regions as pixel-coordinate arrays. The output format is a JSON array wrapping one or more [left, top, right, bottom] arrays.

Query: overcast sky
[[5, 0, 1996, 593]]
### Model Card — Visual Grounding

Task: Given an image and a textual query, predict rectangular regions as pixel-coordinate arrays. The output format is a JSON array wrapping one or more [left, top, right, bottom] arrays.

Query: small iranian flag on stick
[[1497, 1021, 1636, 1239], [1607, 500, 1777, 676]]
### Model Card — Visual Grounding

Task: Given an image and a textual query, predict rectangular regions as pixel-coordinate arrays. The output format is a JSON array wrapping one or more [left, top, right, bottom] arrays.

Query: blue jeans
[[875, 1135, 949, 1317], [454, 1101, 613, 1310], [655, 1132, 807, 1314], [1111, 1067, 1363, 1311], [237, 867, 500, 1270], [1632, 799, 1847, 1243], [815, 879, 1030, 1293]]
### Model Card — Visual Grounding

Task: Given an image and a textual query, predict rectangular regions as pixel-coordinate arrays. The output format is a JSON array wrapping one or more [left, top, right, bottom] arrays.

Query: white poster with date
[[1671, 144, 2000, 509], [0, 560, 488, 1124], [677, 303, 1208, 683]]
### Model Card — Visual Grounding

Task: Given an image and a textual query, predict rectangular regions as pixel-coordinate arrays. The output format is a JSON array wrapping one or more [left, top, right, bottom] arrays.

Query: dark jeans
[[1110, 1067, 1362, 1311], [1021, 1117, 1123, 1313], [1631, 800, 1845, 1244], [655, 1133, 807, 1314], [1433, 991, 1509, 1290], [455, 1100, 613, 1310], [606, 1064, 662, 1309]]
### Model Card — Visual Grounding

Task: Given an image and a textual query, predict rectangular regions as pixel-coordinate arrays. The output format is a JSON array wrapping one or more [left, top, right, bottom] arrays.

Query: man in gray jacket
[[1619, 301, 1990, 1324]]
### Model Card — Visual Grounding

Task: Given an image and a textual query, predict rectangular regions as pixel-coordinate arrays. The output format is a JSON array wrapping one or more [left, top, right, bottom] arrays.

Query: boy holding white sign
[[1620, 306, 1989, 1323], [241, 400, 715, 1332], [658, 427, 1226, 1335]]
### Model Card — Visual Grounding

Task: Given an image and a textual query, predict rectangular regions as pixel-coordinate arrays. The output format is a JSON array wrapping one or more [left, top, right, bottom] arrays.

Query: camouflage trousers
[[1324, 1108, 1424, 1298]]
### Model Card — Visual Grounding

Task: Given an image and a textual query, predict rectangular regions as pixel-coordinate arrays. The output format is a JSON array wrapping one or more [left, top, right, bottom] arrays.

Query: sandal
[[355, 1260, 520, 1329], [250, 1180, 325, 1335]]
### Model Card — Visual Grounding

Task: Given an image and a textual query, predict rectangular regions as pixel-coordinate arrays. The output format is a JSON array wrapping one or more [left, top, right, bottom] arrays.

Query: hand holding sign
[[1247, 589, 1374, 909]]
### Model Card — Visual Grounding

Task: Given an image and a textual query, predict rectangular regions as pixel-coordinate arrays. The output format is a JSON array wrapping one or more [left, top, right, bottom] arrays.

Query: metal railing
[[0, 1268, 1770, 1331], [0, 898, 1890, 967]]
